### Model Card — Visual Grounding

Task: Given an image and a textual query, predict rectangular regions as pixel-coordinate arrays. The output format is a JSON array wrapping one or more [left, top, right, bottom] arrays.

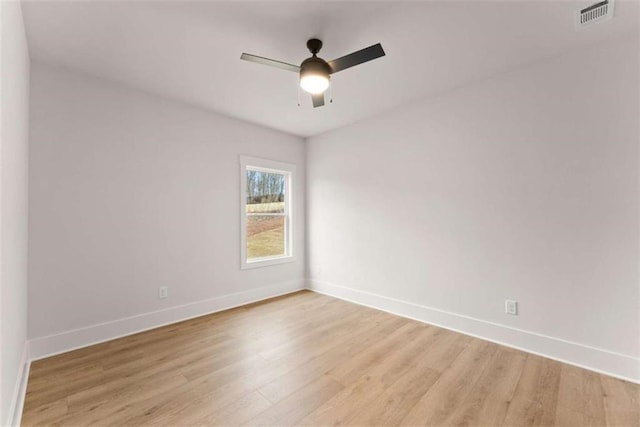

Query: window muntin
[[240, 157, 294, 269]]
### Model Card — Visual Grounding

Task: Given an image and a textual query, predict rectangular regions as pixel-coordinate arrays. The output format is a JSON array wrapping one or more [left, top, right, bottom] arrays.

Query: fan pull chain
[[297, 84, 301, 107], [329, 79, 333, 103]]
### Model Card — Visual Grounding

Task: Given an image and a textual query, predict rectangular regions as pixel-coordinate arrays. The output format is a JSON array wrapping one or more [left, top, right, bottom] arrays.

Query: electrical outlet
[[159, 286, 169, 299], [505, 300, 518, 315]]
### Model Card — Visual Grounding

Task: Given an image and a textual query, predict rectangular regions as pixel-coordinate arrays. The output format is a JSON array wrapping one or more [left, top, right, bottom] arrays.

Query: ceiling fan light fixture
[[299, 56, 331, 94], [300, 74, 329, 94]]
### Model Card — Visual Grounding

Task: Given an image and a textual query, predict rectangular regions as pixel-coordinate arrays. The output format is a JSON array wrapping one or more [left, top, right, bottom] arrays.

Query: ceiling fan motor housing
[[300, 56, 331, 77], [300, 56, 331, 79]]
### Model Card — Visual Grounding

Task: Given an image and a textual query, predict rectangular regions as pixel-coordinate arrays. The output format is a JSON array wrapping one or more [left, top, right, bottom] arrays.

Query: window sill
[[241, 255, 296, 270]]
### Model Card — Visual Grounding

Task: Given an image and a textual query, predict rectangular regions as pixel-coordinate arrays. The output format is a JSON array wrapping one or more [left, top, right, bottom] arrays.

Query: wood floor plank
[[65, 369, 191, 414], [398, 339, 499, 426], [406, 327, 473, 372], [188, 391, 273, 426], [20, 398, 67, 427], [502, 396, 551, 426], [501, 353, 563, 426], [557, 364, 607, 423], [448, 347, 527, 426], [555, 404, 600, 426], [21, 290, 639, 427], [254, 300, 378, 363], [52, 374, 189, 426], [246, 375, 344, 426], [255, 311, 403, 404], [601, 375, 640, 426], [299, 324, 439, 426], [345, 366, 442, 426], [343, 327, 471, 426], [326, 321, 425, 385]]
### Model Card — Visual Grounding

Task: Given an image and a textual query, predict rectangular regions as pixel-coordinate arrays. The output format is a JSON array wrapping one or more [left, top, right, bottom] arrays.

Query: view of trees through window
[[246, 169, 287, 260]]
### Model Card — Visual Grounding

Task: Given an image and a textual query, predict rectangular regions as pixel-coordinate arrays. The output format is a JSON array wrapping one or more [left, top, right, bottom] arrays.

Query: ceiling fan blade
[[240, 53, 300, 72], [312, 93, 325, 108], [328, 43, 385, 74]]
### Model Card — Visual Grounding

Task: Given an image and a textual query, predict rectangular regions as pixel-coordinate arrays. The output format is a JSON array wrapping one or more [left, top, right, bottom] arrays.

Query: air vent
[[577, 0, 615, 28]]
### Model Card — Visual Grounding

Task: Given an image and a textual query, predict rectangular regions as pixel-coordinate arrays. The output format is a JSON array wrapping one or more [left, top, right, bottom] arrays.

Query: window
[[240, 156, 295, 269]]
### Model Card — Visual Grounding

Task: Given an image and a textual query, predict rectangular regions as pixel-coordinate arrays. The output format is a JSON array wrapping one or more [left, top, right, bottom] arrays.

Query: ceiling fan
[[241, 39, 385, 108]]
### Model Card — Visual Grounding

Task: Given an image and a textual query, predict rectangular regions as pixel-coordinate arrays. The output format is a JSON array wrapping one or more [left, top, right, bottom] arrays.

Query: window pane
[[246, 170, 285, 210], [246, 170, 286, 260], [246, 215, 285, 259]]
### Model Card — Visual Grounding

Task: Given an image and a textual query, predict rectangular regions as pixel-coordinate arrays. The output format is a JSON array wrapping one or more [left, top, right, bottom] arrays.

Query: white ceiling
[[22, 1, 638, 137]]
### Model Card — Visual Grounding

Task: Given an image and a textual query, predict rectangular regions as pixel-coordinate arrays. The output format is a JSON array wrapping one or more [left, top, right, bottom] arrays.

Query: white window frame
[[240, 155, 295, 269]]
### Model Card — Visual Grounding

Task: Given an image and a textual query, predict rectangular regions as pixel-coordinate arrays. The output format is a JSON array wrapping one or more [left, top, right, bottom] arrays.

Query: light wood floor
[[23, 291, 639, 426]]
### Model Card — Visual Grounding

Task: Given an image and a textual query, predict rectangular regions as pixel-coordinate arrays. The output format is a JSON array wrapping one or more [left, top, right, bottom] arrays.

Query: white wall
[[0, 1, 30, 424], [307, 36, 639, 381], [28, 63, 305, 355]]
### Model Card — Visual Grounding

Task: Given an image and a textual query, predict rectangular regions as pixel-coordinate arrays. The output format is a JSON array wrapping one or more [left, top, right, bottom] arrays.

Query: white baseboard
[[6, 342, 30, 427], [29, 280, 305, 361], [307, 279, 640, 384]]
